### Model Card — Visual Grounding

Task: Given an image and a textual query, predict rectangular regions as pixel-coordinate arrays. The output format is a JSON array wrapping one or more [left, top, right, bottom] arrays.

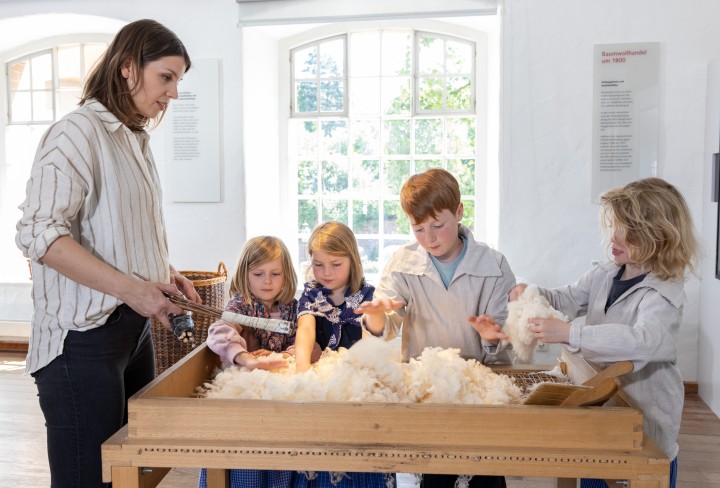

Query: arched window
[[289, 29, 481, 279], [1, 40, 109, 284]]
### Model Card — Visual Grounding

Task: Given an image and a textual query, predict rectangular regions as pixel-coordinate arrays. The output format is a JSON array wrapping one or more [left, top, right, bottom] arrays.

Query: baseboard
[[0, 340, 28, 353], [684, 381, 699, 395]]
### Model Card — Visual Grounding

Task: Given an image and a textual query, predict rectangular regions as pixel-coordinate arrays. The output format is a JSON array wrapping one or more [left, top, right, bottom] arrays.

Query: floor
[[2, 351, 718, 488]]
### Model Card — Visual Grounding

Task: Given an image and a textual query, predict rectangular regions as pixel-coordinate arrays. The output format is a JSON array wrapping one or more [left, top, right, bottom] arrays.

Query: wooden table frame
[[102, 346, 669, 488]]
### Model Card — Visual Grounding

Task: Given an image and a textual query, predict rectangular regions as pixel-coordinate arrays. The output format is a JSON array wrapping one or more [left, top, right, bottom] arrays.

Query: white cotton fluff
[[504, 285, 568, 363], [201, 336, 522, 405]]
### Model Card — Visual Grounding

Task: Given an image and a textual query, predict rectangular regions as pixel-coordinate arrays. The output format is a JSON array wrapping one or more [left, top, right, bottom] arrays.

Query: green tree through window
[[291, 31, 477, 279]]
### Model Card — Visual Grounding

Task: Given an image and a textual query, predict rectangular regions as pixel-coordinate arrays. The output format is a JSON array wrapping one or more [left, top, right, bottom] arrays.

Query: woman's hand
[[468, 314, 508, 344], [170, 267, 202, 303], [528, 317, 570, 344]]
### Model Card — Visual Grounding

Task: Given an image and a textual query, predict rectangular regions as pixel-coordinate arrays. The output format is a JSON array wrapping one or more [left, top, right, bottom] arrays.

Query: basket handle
[[217, 261, 227, 278]]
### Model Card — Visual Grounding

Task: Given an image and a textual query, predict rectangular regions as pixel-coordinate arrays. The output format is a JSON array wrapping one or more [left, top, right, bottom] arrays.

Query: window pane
[[357, 238, 379, 274], [447, 40, 472, 74], [349, 31, 380, 77], [9, 60, 30, 90], [321, 158, 349, 195], [414, 118, 443, 154], [319, 80, 344, 112], [322, 199, 348, 224], [298, 160, 318, 195], [350, 119, 380, 156], [58, 45, 81, 88], [319, 38, 344, 78], [383, 159, 410, 194], [298, 200, 318, 233], [320, 120, 347, 156], [292, 120, 318, 157], [447, 76, 472, 110], [418, 35, 444, 75], [353, 200, 379, 234], [9, 91, 31, 122], [294, 45, 317, 78], [349, 78, 379, 116], [351, 159, 380, 195], [32, 91, 53, 121], [381, 239, 409, 264], [415, 160, 442, 174], [5, 124, 48, 166], [296, 81, 318, 112], [381, 76, 411, 115], [448, 158, 475, 193], [58, 90, 81, 118], [383, 201, 409, 234], [381, 30, 411, 76], [83, 43, 107, 76], [446, 117, 475, 155], [461, 199, 475, 231], [382, 120, 410, 155], [31, 53, 52, 90], [418, 77, 444, 110]]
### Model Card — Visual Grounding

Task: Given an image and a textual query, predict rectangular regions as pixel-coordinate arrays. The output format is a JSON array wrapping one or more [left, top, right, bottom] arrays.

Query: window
[[1, 42, 108, 283], [289, 30, 479, 279]]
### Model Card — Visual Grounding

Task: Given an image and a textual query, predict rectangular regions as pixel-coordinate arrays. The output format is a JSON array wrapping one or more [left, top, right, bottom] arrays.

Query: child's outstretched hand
[[468, 314, 508, 344], [355, 297, 405, 314], [508, 283, 527, 301]]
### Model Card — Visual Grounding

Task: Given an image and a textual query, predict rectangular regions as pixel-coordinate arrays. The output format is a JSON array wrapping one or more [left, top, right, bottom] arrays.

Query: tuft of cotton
[[200, 336, 522, 405], [504, 285, 568, 363]]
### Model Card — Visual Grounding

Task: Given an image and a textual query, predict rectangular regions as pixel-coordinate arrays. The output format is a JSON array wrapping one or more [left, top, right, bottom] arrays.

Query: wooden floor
[[1, 351, 718, 488]]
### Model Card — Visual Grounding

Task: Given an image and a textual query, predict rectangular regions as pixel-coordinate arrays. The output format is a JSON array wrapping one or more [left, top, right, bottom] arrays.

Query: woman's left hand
[[528, 317, 571, 344], [468, 314, 508, 343], [170, 269, 202, 303]]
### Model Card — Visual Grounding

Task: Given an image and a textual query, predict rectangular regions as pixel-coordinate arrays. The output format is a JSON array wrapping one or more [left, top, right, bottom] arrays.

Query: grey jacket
[[373, 226, 516, 363], [539, 260, 685, 460]]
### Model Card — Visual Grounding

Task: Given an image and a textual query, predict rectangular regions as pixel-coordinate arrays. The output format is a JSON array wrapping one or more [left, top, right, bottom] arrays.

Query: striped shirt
[[15, 100, 170, 374]]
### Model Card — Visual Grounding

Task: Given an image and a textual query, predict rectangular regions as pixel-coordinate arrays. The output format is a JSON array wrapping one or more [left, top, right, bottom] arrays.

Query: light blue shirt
[[429, 235, 468, 288]]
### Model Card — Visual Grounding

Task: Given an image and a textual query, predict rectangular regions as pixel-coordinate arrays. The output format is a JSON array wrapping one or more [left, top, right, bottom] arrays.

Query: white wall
[[500, 1, 720, 394], [700, 58, 720, 416]]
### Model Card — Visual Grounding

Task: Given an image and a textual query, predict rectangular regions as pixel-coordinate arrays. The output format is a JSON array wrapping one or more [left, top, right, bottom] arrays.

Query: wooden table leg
[[206, 468, 229, 488], [556, 478, 577, 488], [110, 466, 169, 488]]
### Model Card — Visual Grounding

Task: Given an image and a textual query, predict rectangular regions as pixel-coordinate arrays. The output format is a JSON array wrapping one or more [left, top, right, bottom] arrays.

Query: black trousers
[[32, 304, 155, 488]]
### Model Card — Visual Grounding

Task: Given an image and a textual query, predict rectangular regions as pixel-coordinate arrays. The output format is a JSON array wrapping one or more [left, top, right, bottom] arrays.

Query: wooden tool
[[523, 360, 633, 407], [133, 272, 291, 334]]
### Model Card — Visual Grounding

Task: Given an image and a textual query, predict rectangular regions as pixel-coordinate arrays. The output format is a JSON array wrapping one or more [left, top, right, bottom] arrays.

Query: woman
[[15, 19, 199, 488]]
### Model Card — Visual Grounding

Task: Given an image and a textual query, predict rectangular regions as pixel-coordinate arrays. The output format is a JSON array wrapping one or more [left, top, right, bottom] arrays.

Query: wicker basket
[[151, 262, 227, 375]]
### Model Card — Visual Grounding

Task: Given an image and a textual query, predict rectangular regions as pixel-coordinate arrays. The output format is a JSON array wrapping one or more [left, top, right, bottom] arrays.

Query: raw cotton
[[200, 336, 522, 405], [504, 285, 568, 363]]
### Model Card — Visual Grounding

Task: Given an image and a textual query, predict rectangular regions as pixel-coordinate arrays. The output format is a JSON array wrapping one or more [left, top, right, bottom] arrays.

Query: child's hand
[[508, 284, 527, 301], [468, 314, 508, 343], [528, 317, 570, 344], [235, 351, 287, 371], [355, 297, 405, 315]]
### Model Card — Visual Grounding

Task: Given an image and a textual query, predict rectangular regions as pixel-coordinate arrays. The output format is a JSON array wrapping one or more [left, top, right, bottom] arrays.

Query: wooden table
[[102, 345, 669, 488]]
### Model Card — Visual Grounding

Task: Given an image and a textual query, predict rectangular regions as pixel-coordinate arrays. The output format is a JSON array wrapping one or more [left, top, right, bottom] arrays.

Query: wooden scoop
[[524, 360, 633, 407]]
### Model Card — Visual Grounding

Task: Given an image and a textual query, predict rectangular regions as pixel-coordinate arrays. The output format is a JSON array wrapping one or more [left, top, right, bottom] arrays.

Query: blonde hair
[[307, 221, 364, 294], [230, 236, 297, 305], [400, 168, 461, 223], [600, 177, 700, 281]]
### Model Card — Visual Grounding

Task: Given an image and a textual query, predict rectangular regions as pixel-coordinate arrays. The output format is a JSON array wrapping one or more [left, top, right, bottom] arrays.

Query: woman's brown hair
[[80, 19, 191, 131]]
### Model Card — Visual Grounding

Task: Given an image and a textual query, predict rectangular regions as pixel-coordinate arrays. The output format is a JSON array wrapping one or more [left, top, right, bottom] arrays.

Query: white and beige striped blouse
[[16, 100, 170, 374]]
